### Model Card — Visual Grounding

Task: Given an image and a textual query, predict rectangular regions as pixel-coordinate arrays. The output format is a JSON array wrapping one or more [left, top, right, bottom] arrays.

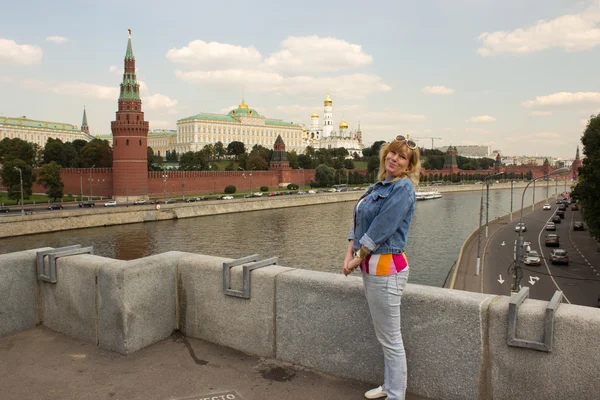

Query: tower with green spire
[[81, 106, 89, 135], [110, 29, 149, 202]]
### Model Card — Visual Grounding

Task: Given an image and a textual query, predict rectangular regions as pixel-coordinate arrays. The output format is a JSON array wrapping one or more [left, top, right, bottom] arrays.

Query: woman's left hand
[[343, 257, 362, 276]]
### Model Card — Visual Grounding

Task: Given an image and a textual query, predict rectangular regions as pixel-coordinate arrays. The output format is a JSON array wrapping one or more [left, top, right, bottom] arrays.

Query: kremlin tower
[[110, 30, 149, 202], [572, 146, 582, 181]]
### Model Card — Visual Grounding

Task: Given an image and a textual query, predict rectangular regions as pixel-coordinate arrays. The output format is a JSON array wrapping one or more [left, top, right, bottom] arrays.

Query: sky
[[1, 0, 599, 159]]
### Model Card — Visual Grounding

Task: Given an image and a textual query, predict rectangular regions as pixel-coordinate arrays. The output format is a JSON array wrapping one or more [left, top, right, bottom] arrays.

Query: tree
[[297, 154, 314, 169], [343, 159, 355, 170], [37, 161, 64, 200], [215, 141, 226, 160], [79, 139, 112, 167], [226, 141, 246, 160], [44, 138, 66, 166], [63, 142, 80, 167], [287, 150, 299, 169], [314, 164, 335, 187], [0, 159, 33, 202], [571, 114, 600, 241], [0, 138, 35, 165]]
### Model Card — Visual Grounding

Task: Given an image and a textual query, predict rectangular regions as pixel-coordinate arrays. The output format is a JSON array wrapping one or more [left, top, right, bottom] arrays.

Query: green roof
[[265, 119, 298, 127], [179, 109, 300, 128], [126, 37, 134, 60], [227, 107, 262, 118], [149, 130, 177, 137], [0, 116, 81, 132], [179, 113, 239, 123], [81, 108, 88, 127]]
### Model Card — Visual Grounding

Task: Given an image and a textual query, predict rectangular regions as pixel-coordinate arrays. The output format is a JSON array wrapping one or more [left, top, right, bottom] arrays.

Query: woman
[[343, 135, 420, 400]]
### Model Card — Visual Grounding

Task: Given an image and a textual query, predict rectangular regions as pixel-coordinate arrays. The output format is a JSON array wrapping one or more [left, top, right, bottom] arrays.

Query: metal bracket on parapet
[[222, 254, 278, 299], [36, 245, 94, 283], [507, 287, 563, 352]]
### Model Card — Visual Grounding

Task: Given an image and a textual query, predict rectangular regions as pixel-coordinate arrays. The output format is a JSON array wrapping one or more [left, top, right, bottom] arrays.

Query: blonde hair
[[377, 139, 421, 186]]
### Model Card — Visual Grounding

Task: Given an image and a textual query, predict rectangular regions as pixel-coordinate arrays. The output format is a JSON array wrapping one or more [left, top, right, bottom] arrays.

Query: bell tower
[[110, 29, 149, 202]]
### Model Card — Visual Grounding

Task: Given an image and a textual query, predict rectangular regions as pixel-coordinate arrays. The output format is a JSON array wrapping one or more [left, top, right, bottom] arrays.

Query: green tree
[[215, 141, 226, 160], [63, 142, 79, 168], [227, 141, 246, 160], [79, 139, 112, 167], [287, 150, 299, 169], [37, 161, 64, 201], [32, 143, 44, 167], [0, 138, 35, 165], [571, 114, 600, 241], [297, 154, 314, 169], [343, 159, 355, 170], [44, 138, 66, 166], [0, 159, 33, 202], [314, 164, 335, 187]]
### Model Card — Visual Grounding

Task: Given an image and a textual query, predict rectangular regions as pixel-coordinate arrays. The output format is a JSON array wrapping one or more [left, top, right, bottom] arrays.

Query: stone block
[[97, 252, 185, 354], [178, 253, 292, 358], [488, 296, 600, 400], [275, 269, 381, 382], [41, 254, 113, 344], [401, 285, 495, 400], [0, 249, 40, 337]]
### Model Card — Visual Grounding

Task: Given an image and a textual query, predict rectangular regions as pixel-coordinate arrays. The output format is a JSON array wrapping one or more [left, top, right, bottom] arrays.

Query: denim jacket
[[348, 178, 416, 254]]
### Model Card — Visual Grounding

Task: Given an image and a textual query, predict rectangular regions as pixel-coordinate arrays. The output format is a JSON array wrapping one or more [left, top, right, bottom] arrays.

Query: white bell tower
[[323, 93, 333, 138]]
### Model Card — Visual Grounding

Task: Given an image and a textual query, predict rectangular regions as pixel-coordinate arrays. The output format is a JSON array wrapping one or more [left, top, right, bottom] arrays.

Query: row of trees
[[571, 115, 600, 243]]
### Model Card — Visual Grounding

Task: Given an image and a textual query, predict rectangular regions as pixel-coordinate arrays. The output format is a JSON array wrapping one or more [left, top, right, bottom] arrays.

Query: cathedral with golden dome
[[303, 93, 364, 156]]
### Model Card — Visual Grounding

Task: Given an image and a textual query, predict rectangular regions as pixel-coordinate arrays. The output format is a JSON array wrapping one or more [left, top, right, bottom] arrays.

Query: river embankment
[[0, 181, 555, 239]]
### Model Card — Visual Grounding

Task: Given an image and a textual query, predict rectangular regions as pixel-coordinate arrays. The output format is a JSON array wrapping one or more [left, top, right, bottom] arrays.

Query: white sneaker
[[364, 385, 387, 399]]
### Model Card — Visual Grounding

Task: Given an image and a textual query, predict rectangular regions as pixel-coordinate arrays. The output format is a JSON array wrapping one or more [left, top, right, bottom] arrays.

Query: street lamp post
[[512, 167, 570, 292], [475, 172, 504, 276], [239, 167, 246, 198], [162, 174, 168, 203], [88, 165, 95, 201], [14, 167, 25, 216]]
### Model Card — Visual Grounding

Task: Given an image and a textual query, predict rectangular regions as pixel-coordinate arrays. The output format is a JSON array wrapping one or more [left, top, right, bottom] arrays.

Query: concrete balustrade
[[1, 248, 599, 400]]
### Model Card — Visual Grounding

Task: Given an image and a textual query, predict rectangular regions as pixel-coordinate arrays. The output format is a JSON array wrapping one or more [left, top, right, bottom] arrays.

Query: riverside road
[[453, 201, 600, 308]]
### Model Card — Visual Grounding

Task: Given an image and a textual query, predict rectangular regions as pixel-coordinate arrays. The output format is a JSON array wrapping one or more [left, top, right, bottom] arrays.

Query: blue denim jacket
[[348, 178, 416, 254]]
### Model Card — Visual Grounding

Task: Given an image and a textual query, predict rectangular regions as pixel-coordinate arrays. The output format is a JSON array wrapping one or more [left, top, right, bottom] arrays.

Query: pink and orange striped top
[[360, 253, 409, 276]]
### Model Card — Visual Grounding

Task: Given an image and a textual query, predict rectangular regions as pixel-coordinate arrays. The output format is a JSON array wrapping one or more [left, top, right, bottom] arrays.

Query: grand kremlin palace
[[147, 94, 364, 158], [0, 110, 93, 146]]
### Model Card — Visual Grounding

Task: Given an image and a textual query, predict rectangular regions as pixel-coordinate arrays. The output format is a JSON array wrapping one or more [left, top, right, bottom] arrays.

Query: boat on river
[[415, 190, 442, 201]]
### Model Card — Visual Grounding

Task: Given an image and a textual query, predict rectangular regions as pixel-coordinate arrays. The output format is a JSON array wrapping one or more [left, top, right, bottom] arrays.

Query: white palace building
[[147, 94, 364, 158]]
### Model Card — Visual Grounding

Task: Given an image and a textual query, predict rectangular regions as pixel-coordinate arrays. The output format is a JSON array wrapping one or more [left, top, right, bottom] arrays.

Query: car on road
[[550, 249, 569, 265], [573, 221, 585, 231], [515, 222, 527, 232], [0, 206, 9, 213], [165, 199, 177, 204], [78, 200, 95, 208], [104, 200, 117, 207], [151, 200, 163, 204], [524, 250, 541, 266], [545, 222, 556, 231], [556, 210, 565, 219], [308, 190, 316, 194], [185, 197, 197, 202], [571, 204, 579, 211], [216, 195, 234, 200], [48, 204, 64, 210], [542, 203, 551, 210], [558, 204, 567, 211], [133, 199, 146, 205], [545, 234, 560, 247], [552, 215, 561, 223]]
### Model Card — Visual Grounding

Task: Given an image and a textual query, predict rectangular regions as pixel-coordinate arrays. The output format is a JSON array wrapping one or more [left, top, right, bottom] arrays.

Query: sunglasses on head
[[395, 135, 417, 150]]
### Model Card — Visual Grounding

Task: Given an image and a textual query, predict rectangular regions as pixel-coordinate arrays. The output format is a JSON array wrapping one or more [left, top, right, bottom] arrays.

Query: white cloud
[[0, 38, 42, 65], [20, 79, 45, 89], [529, 111, 552, 116], [442, 128, 457, 133], [108, 65, 123, 74], [466, 115, 496, 123], [581, 118, 589, 126], [422, 85, 454, 95], [465, 127, 493, 134], [477, 2, 600, 56], [534, 132, 561, 139], [175, 69, 390, 98], [167, 109, 178, 115], [166, 40, 261, 69], [143, 93, 178, 110], [149, 120, 172, 129], [45, 36, 68, 44], [52, 82, 119, 100], [0, 76, 12, 84], [264, 36, 372, 75], [522, 92, 600, 107]]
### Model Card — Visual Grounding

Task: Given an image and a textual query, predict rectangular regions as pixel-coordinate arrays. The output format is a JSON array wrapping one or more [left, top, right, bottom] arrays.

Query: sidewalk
[[0, 327, 430, 400]]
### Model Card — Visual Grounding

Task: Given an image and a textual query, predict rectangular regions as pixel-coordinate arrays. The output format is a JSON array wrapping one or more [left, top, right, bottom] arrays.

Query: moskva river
[[0, 186, 561, 287]]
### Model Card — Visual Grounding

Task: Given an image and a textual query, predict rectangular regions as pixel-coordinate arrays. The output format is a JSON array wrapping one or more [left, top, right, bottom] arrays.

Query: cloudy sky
[[1, 0, 599, 159]]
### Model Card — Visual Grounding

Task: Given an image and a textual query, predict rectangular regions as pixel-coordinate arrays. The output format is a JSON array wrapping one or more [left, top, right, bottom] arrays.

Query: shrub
[[287, 183, 299, 190], [224, 185, 236, 194], [260, 186, 269, 192]]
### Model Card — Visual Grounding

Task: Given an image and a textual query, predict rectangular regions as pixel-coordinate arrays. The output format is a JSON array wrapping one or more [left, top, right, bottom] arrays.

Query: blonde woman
[[343, 135, 421, 400]]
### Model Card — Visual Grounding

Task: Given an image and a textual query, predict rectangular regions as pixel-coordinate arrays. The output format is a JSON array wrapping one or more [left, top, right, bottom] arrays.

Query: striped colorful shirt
[[360, 252, 409, 276]]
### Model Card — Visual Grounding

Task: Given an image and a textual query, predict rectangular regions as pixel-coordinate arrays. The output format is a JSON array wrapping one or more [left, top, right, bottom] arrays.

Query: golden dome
[[324, 92, 332, 106], [339, 117, 348, 129], [238, 98, 249, 109], [311, 112, 319, 118]]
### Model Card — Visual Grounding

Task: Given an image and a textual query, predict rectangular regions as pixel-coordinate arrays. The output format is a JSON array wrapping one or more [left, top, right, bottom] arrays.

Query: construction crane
[[415, 137, 442, 149]]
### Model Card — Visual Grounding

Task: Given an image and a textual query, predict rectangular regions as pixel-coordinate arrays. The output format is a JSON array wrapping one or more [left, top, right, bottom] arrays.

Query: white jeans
[[362, 268, 409, 400]]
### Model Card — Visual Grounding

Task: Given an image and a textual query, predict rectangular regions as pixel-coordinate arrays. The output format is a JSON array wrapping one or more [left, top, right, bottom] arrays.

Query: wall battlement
[[1, 249, 599, 400]]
